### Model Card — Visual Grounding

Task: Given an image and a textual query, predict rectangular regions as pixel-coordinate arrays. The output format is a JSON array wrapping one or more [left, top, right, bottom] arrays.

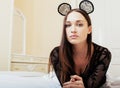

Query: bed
[[0, 71, 120, 88], [0, 71, 61, 88], [104, 73, 120, 88]]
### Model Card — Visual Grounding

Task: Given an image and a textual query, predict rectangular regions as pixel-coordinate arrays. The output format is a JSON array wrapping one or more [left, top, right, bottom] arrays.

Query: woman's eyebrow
[[76, 20, 86, 23], [66, 20, 86, 23], [65, 21, 71, 24]]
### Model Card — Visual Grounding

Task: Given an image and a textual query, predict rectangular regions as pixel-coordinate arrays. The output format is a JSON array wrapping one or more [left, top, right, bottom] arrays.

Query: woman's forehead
[[66, 12, 87, 22]]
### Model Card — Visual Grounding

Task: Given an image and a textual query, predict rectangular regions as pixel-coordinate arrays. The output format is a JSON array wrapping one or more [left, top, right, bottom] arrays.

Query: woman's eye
[[65, 24, 71, 28], [77, 23, 83, 27]]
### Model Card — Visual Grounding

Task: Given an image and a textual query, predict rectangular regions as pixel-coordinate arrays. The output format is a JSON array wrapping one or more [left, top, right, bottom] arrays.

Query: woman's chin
[[69, 40, 80, 45]]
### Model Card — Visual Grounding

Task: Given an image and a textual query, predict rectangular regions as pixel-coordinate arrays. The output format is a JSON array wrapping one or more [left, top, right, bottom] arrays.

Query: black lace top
[[50, 43, 111, 88]]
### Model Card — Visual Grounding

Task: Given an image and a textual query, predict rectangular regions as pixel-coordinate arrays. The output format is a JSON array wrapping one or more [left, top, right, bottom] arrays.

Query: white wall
[[0, 0, 14, 70]]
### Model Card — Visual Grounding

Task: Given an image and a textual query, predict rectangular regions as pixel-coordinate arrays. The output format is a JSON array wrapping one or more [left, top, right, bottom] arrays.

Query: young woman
[[48, 9, 111, 88]]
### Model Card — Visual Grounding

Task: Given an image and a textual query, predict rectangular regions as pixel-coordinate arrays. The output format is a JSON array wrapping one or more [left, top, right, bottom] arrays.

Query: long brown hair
[[49, 9, 92, 84]]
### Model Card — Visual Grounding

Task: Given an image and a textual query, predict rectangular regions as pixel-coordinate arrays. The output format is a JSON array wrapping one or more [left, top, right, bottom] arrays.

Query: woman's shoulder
[[93, 42, 111, 54], [50, 46, 59, 55], [93, 42, 111, 61], [50, 46, 59, 63]]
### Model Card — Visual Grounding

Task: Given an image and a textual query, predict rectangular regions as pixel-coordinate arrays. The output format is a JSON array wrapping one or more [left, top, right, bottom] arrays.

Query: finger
[[70, 78, 75, 82], [73, 80, 83, 85], [70, 75, 82, 81], [63, 81, 83, 86], [63, 81, 71, 86], [63, 83, 84, 88]]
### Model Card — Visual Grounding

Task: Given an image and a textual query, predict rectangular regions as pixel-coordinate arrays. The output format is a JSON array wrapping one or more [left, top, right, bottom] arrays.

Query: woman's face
[[65, 11, 91, 45]]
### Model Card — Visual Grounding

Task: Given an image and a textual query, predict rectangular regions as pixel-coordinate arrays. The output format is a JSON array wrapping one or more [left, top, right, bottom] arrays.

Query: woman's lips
[[70, 35, 79, 39]]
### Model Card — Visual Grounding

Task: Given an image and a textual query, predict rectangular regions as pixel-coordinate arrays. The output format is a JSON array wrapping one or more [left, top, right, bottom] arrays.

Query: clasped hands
[[63, 75, 85, 88]]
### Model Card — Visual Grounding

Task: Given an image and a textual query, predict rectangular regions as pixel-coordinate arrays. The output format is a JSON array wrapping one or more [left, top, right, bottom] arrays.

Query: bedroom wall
[[14, 0, 68, 57], [14, 0, 34, 54], [32, 0, 65, 57], [0, 0, 14, 70]]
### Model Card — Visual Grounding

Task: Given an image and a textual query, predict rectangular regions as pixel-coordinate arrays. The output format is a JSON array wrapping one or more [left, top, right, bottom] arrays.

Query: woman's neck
[[73, 42, 88, 55]]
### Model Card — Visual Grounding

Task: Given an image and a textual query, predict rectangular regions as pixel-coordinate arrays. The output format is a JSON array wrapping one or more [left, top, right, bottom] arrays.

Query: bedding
[[0, 71, 61, 88], [103, 74, 120, 88], [0, 71, 120, 88]]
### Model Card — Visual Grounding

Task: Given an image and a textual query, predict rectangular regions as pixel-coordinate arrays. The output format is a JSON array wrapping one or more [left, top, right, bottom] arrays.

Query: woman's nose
[[71, 25, 77, 33]]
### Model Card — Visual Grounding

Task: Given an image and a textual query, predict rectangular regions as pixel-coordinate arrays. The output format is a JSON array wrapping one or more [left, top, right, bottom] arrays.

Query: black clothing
[[50, 43, 111, 88]]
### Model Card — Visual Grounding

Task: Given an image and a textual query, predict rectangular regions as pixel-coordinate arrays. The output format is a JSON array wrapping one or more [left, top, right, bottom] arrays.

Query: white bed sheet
[[1, 71, 120, 88], [103, 74, 120, 88], [0, 71, 61, 88]]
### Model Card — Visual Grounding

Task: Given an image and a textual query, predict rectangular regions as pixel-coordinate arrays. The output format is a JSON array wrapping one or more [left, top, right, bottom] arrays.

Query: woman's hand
[[63, 75, 85, 88]]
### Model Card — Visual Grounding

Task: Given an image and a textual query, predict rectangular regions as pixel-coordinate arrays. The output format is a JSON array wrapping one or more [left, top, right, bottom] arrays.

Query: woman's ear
[[88, 26, 92, 34]]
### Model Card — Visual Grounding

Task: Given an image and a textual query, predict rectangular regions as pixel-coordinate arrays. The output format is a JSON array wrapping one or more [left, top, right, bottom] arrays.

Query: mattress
[[0, 71, 61, 88], [0, 71, 120, 88]]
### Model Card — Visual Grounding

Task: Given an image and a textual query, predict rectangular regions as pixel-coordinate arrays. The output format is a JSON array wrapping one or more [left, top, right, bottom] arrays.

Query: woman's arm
[[86, 49, 111, 88], [49, 47, 59, 70]]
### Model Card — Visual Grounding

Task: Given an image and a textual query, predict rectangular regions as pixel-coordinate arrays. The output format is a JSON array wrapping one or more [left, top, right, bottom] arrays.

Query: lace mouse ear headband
[[58, 0, 94, 16]]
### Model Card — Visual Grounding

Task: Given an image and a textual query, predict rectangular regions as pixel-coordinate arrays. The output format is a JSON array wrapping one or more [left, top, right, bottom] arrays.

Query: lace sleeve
[[49, 47, 59, 71], [87, 49, 111, 88]]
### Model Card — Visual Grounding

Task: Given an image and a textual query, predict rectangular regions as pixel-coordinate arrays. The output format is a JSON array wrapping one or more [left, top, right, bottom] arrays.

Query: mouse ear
[[79, 0, 94, 14], [58, 3, 72, 16]]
